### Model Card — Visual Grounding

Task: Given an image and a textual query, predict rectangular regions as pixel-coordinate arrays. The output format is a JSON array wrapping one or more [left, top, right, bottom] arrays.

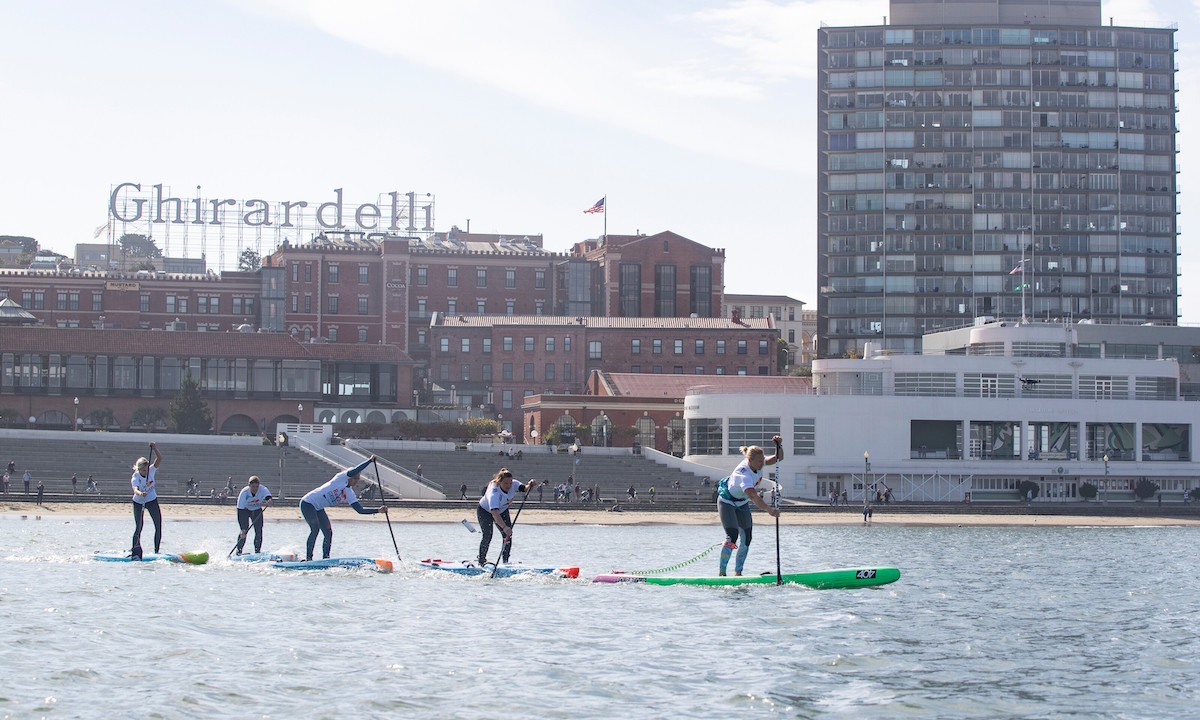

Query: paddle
[[490, 480, 533, 578], [373, 458, 402, 561], [228, 509, 263, 557], [773, 437, 783, 586]]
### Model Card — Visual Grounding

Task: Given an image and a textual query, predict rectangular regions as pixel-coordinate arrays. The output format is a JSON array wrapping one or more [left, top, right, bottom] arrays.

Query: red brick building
[[428, 314, 778, 431], [0, 326, 415, 433], [573, 231, 725, 318]]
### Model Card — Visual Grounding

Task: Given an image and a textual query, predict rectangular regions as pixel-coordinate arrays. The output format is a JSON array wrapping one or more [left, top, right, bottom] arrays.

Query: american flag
[[583, 197, 605, 214], [1009, 260, 1027, 275]]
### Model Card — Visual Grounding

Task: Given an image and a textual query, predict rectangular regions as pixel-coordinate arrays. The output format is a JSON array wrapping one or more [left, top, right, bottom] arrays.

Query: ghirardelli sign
[[108, 183, 432, 233]]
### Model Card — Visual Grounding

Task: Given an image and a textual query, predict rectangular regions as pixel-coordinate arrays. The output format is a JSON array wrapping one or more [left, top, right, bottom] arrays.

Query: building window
[[166, 295, 176, 314], [358, 328, 368, 343], [462, 365, 471, 381], [92, 294, 102, 312], [210, 297, 219, 314], [695, 340, 705, 354], [197, 297, 208, 314], [588, 341, 602, 360], [715, 366, 725, 375], [654, 264, 676, 316], [564, 337, 571, 352], [417, 329, 426, 345], [328, 327, 338, 342], [502, 389, 513, 409], [417, 298, 426, 317], [476, 300, 486, 314], [304, 264, 312, 282], [416, 267, 427, 286], [546, 337, 555, 353], [525, 337, 535, 352], [483, 338, 491, 353], [502, 363, 513, 380], [690, 265, 712, 316], [673, 366, 683, 374], [524, 363, 535, 380], [477, 269, 487, 287], [359, 297, 369, 315], [359, 266, 369, 284], [652, 340, 662, 354], [482, 363, 491, 380], [440, 338, 449, 352], [290, 295, 298, 312], [506, 300, 515, 315], [619, 263, 641, 316], [304, 296, 312, 313], [503, 336, 513, 351], [535, 301, 544, 315], [233, 297, 243, 314], [328, 265, 339, 283], [717, 340, 726, 354], [690, 419, 723, 455], [738, 340, 747, 355], [139, 294, 150, 313], [447, 268, 457, 287], [728, 417, 781, 456], [461, 338, 471, 353], [564, 363, 572, 381], [291, 263, 299, 282], [535, 270, 545, 289], [674, 340, 683, 355], [794, 418, 815, 455], [759, 340, 769, 355], [327, 296, 338, 314], [631, 365, 640, 373], [632, 339, 641, 354], [506, 270, 516, 289]]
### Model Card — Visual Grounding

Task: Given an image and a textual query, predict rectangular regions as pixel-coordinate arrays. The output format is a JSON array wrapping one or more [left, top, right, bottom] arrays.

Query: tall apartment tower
[[817, 0, 1179, 356]]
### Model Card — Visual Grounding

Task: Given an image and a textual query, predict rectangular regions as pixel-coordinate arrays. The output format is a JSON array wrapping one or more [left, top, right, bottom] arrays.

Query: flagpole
[[603, 194, 607, 243], [1020, 228, 1027, 324]]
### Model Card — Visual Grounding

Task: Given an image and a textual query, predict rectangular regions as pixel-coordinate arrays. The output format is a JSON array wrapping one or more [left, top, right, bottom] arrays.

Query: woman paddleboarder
[[234, 476, 273, 555], [716, 437, 781, 576], [299, 456, 387, 561], [130, 443, 164, 559], [476, 468, 533, 567]]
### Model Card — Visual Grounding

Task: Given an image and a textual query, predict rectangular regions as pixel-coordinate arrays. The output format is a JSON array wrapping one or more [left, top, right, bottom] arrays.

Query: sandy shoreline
[[4, 501, 1199, 527]]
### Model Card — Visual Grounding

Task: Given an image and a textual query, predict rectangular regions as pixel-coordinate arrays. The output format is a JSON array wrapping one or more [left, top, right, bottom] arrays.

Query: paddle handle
[[490, 481, 533, 578], [374, 459, 401, 561]]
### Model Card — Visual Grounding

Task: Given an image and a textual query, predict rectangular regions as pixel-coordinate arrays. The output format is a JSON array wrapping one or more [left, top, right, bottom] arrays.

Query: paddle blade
[[461, 519, 478, 533]]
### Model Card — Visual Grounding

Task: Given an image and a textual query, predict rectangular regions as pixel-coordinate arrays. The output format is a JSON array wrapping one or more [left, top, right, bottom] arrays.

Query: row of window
[[688, 417, 817, 457], [287, 326, 370, 343], [289, 294, 370, 315], [9, 292, 256, 316], [414, 298, 547, 317], [823, 27, 1173, 51], [413, 266, 547, 289], [628, 338, 770, 356], [290, 262, 370, 285]]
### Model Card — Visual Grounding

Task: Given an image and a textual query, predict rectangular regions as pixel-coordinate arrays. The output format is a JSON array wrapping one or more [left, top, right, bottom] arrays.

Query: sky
[[0, 0, 1197, 323]]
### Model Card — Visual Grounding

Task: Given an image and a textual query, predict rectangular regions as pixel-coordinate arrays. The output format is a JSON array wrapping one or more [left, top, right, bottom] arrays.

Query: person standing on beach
[[299, 456, 386, 561], [1, 472, 8, 494], [476, 468, 533, 567], [71, 473, 78, 496], [36, 478, 44, 505], [130, 443, 164, 559], [234, 475, 273, 555], [23, 470, 31, 495], [716, 436, 782, 577], [863, 503, 873, 523]]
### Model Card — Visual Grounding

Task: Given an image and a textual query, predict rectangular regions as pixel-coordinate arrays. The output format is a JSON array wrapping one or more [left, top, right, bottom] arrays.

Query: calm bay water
[[1, 513, 1197, 719]]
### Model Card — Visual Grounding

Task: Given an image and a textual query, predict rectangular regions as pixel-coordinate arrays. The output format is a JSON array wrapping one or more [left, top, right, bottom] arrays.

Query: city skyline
[[1, 0, 1197, 326]]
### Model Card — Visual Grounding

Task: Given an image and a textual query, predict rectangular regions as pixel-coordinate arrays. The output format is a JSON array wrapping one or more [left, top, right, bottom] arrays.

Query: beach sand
[[4, 500, 1199, 527]]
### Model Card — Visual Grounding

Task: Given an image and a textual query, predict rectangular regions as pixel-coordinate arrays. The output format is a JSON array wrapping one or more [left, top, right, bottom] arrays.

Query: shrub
[[1134, 478, 1160, 501], [1016, 480, 1041, 501], [1078, 482, 1098, 500]]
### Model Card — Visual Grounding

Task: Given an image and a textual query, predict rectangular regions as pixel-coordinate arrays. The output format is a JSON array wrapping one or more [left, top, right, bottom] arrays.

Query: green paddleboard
[[593, 567, 900, 588]]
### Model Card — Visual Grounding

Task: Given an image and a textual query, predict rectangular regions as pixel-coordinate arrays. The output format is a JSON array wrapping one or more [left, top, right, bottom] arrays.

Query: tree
[[131, 406, 169, 430], [131, 259, 157, 272], [1016, 480, 1040, 501], [169, 371, 213, 434], [238, 248, 262, 272], [1078, 482, 1098, 501], [1134, 478, 1160, 501], [119, 233, 162, 259]]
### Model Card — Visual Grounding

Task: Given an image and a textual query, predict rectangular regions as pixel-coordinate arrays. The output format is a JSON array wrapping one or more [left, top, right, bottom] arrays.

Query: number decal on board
[[856, 569, 877, 579]]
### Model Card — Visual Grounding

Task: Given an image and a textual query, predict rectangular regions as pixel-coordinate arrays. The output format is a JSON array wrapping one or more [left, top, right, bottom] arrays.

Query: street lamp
[[1102, 454, 1109, 504], [864, 451, 871, 502], [73, 397, 79, 431], [297, 403, 303, 424]]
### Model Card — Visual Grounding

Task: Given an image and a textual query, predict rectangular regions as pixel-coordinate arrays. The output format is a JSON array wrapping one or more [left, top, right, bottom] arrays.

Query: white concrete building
[[683, 320, 1198, 503]]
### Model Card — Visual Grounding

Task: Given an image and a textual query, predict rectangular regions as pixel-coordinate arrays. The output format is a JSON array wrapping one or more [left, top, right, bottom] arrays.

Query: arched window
[[667, 417, 686, 456], [636, 417, 656, 450]]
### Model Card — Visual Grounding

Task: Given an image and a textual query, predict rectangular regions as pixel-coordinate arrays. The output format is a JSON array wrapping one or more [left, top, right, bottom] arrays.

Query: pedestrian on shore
[[36, 478, 44, 505], [476, 468, 533, 567], [460, 482, 468, 500], [1, 472, 8, 494], [537, 480, 544, 502], [234, 475, 273, 555], [130, 443, 164, 559], [863, 503, 873, 523], [299, 456, 386, 561], [715, 436, 782, 577], [71, 473, 78, 496], [24, 470, 31, 495]]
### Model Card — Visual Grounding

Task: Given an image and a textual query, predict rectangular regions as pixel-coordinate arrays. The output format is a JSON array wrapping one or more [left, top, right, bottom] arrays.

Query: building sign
[[108, 183, 435, 234], [105, 281, 140, 291], [385, 281, 407, 291]]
